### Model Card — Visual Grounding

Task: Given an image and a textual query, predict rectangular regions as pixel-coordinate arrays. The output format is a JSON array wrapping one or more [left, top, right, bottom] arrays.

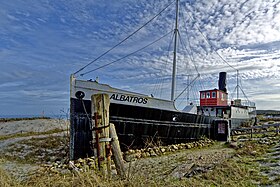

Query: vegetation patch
[[0, 167, 19, 187], [0, 117, 51, 123], [1, 135, 69, 164], [0, 128, 65, 141]]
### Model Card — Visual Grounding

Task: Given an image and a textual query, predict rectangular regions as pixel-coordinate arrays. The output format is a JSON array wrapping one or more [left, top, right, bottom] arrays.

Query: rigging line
[[74, 0, 176, 75], [230, 86, 237, 100], [238, 85, 250, 102], [174, 75, 199, 101], [184, 11, 237, 71], [81, 30, 173, 76], [177, 90, 187, 108], [196, 75, 205, 93], [177, 31, 199, 75], [180, 11, 200, 75], [177, 31, 192, 62], [193, 83, 199, 104], [153, 31, 174, 96], [81, 99, 92, 127], [177, 78, 195, 107]]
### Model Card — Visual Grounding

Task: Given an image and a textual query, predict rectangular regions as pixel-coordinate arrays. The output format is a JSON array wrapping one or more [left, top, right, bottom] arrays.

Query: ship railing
[[242, 101, 256, 107], [110, 116, 210, 128], [229, 100, 256, 108]]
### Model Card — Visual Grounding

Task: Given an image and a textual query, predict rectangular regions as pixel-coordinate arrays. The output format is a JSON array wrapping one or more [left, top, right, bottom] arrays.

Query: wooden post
[[91, 94, 111, 176], [109, 123, 126, 178]]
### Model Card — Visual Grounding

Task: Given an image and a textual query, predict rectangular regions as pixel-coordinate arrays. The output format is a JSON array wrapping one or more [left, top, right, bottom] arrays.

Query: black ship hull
[[70, 97, 215, 159]]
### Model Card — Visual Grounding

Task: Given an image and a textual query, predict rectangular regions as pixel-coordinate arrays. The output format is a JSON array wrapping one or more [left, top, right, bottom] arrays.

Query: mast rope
[[74, 0, 176, 75], [152, 31, 175, 97], [184, 9, 237, 71], [180, 11, 200, 75], [174, 74, 199, 101], [80, 30, 173, 76]]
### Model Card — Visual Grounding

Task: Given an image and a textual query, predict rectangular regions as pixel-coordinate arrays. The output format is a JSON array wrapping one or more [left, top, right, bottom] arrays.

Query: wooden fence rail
[[231, 123, 280, 139]]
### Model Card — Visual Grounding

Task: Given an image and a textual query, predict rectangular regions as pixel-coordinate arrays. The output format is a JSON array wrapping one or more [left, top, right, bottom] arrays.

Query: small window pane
[[212, 92, 216, 98], [206, 92, 210, 98], [201, 93, 205, 99]]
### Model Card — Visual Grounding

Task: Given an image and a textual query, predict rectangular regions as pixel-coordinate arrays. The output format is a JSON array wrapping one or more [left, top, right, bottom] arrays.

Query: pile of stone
[[41, 138, 215, 173], [41, 156, 97, 173], [124, 138, 215, 162]]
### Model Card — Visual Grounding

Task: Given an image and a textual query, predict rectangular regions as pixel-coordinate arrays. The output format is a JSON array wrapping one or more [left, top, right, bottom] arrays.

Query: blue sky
[[1, 0, 280, 116]]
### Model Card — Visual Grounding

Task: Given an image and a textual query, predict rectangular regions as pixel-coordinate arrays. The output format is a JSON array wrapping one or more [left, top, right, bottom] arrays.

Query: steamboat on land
[[69, 0, 256, 159]]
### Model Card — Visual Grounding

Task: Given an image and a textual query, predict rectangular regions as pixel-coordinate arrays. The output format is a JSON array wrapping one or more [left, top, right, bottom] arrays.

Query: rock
[[124, 154, 136, 162], [171, 145, 178, 150], [166, 147, 172, 152], [186, 144, 192, 149], [49, 156, 57, 162], [135, 153, 142, 159], [184, 164, 215, 178], [53, 163, 58, 167], [229, 142, 238, 149], [171, 163, 195, 179], [150, 150, 157, 157], [155, 148, 161, 155], [141, 152, 147, 158], [128, 149, 135, 154], [250, 151, 257, 156]]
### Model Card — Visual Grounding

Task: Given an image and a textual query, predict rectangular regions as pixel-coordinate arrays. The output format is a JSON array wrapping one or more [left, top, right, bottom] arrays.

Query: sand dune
[[0, 119, 69, 136]]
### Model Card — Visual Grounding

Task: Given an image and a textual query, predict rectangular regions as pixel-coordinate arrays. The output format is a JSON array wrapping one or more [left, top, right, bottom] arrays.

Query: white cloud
[[0, 0, 280, 114]]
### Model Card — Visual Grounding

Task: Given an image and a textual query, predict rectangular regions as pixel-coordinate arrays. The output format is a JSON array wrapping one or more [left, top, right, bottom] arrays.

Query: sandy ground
[[129, 145, 234, 179], [0, 119, 69, 136], [0, 119, 69, 181]]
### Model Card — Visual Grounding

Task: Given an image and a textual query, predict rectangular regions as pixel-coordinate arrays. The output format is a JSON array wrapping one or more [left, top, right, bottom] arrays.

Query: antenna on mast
[[171, 0, 179, 101], [236, 70, 239, 99]]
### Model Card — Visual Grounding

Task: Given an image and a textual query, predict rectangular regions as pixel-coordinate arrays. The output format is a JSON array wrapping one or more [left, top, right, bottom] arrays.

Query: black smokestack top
[[218, 72, 227, 93]]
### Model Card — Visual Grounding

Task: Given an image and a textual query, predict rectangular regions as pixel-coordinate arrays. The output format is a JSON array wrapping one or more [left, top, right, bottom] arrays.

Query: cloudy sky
[[1, 0, 280, 116]]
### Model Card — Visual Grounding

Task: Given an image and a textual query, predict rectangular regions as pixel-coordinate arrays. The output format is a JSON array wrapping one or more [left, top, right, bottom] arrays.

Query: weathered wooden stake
[[91, 94, 111, 176], [109, 123, 126, 178]]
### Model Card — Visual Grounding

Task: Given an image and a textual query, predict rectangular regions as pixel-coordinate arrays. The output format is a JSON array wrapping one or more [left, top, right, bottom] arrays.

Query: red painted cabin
[[200, 89, 228, 106]]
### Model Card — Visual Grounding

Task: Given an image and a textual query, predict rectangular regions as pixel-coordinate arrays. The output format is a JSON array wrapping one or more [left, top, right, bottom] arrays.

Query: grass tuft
[[0, 128, 65, 141]]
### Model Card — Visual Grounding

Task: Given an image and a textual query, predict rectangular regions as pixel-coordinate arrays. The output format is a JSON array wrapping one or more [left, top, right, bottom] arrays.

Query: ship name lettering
[[110, 94, 148, 104]]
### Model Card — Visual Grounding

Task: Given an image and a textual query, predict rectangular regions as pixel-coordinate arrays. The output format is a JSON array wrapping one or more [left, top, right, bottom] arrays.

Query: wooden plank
[[91, 94, 111, 177], [109, 123, 126, 178]]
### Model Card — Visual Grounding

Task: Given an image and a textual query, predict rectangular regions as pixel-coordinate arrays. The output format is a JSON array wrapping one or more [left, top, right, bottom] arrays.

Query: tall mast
[[171, 0, 179, 101], [187, 74, 190, 104]]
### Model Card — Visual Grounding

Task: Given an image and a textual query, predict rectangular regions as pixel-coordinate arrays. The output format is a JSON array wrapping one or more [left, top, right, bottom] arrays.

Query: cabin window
[[206, 92, 210, 98], [201, 92, 205, 99], [221, 93, 224, 100], [212, 92, 216, 98]]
